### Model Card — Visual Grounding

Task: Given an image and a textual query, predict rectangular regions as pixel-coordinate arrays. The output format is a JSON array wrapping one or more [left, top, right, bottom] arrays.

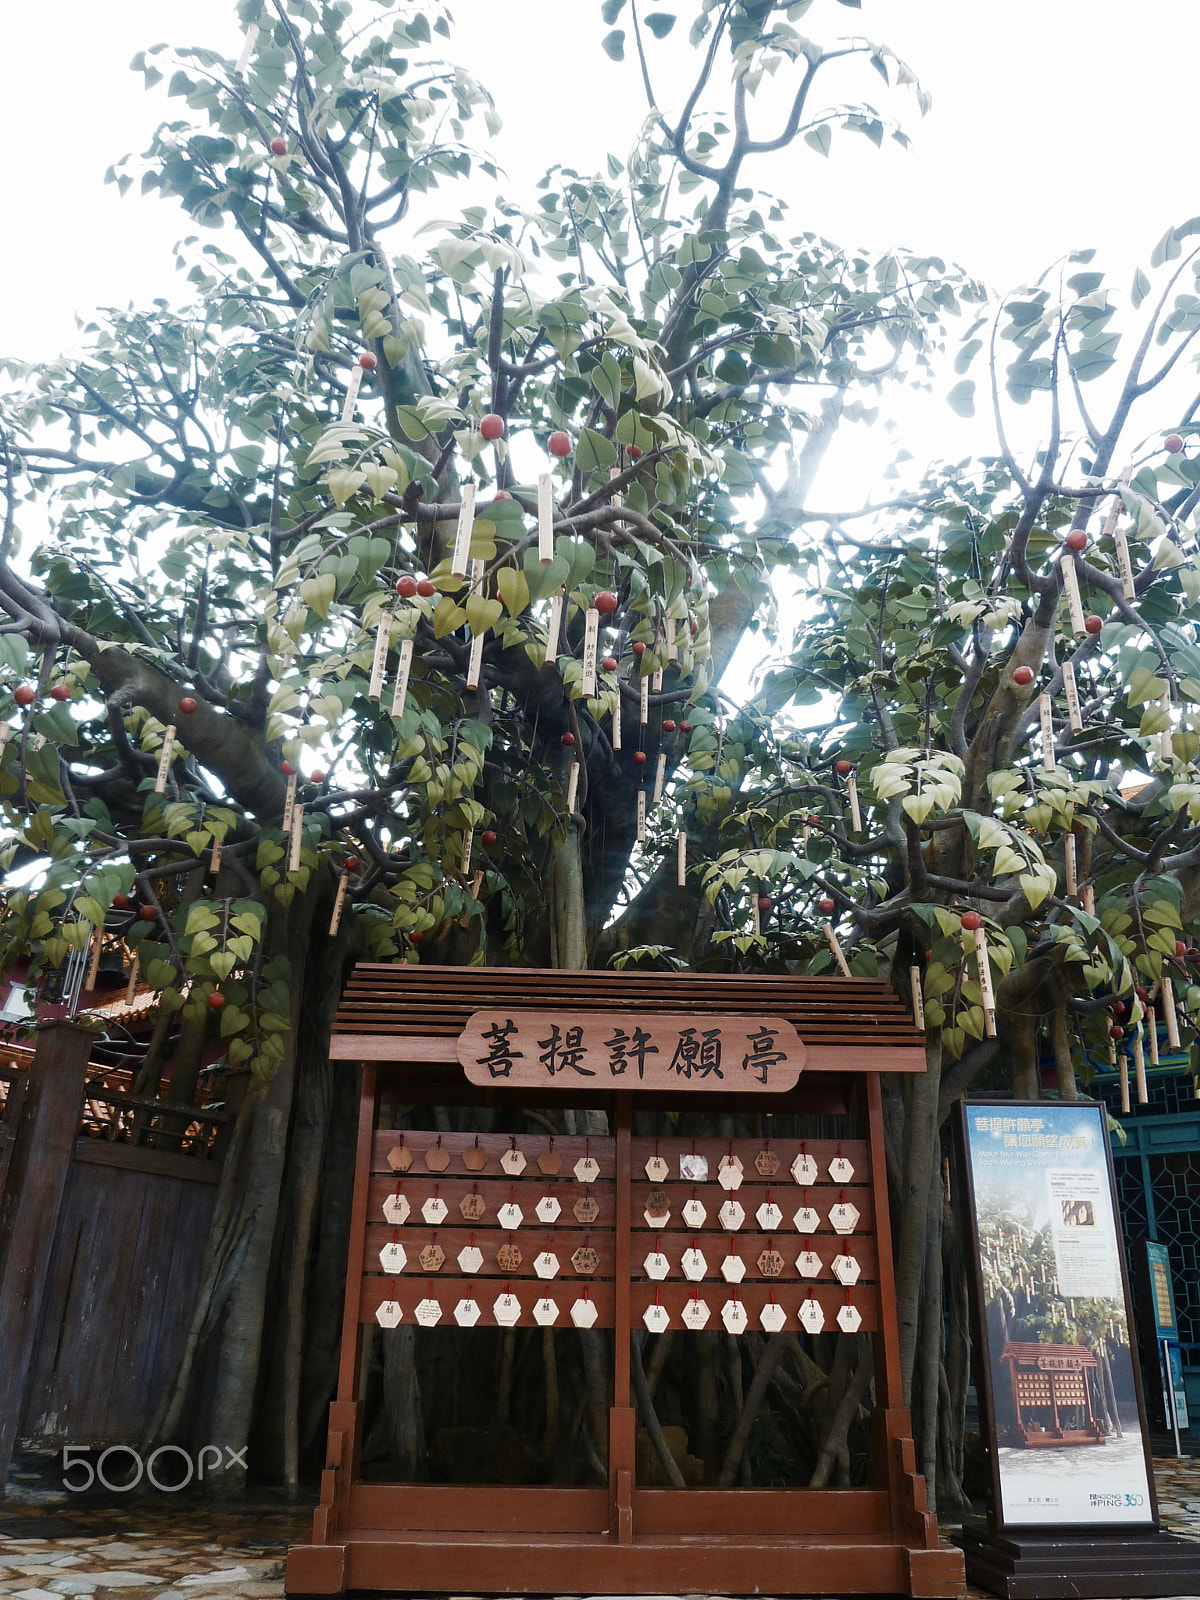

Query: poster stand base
[[957, 1518, 1200, 1598]]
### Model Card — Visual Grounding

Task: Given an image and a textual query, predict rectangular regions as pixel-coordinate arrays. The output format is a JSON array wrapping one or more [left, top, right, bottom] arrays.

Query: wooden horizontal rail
[[81, 1080, 229, 1123]]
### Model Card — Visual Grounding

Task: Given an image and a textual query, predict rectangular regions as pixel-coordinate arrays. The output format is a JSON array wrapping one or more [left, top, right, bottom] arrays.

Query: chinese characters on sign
[[458, 1012, 804, 1092]]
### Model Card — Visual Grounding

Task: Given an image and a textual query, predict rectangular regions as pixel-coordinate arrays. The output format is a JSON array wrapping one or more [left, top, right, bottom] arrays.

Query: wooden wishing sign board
[[287, 966, 965, 1600]]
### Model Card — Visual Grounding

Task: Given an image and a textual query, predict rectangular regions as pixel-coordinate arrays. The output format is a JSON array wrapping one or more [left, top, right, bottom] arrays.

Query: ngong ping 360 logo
[[62, 1444, 247, 1492]]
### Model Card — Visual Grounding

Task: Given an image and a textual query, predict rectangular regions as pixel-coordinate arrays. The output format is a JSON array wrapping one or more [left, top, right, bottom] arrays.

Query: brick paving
[[0, 1456, 1196, 1598]]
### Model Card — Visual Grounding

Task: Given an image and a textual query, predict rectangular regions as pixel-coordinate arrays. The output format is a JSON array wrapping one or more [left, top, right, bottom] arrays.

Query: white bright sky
[[2, 0, 1198, 520]]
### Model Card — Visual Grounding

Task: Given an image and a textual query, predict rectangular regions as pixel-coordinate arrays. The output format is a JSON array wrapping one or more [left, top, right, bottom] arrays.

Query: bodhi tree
[[10, 0, 1190, 1511]]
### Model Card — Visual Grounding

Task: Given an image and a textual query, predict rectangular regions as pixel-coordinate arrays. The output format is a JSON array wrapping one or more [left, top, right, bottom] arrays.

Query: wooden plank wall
[[18, 1153, 218, 1448]]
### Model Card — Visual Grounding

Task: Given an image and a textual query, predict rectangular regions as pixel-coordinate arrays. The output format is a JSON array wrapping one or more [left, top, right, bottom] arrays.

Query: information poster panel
[[959, 1100, 1156, 1529]]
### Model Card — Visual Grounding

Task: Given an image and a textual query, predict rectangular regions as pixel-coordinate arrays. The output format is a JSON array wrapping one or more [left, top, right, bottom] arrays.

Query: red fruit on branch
[[1064, 530, 1087, 552], [310, 769, 326, 784], [835, 759, 853, 776], [358, 351, 377, 371], [480, 413, 505, 441], [178, 696, 198, 714], [409, 930, 423, 944], [1110, 1025, 1124, 1040], [632, 641, 646, 656], [112, 893, 130, 911], [595, 590, 618, 614], [269, 135, 288, 155], [139, 905, 157, 922], [416, 578, 437, 598], [207, 992, 226, 1011], [757, 896, 772, 913], [560, 731, 576, 746], [807, 814, 820, 826], [960, 911, 982, 931], [680, 721, 692, 733], [632, 750, 647, 765], [492, 490, 512, 501], [343, 856, 360, 872], [1113, 1002, 1128, 1018], [481, 829, 498, 846], [626, 444, 642, 460], [1176, 941, 1188, 960], [395, 575, 418, 598], [1012, 666, 1034, 686], [281, 760, 296, 776], [662, 719, 676, 732], [1165, 433, 1185, 453], [1084, 614, 1103, 635], [1136, 986, 1149, 1002], [818, 897, 835, 915], [689, 618, 699, 636], [601, 656, 618, 672], [13, 685, 35, 706], [547, 431, 572, 457], [50, 684, 71, 701]]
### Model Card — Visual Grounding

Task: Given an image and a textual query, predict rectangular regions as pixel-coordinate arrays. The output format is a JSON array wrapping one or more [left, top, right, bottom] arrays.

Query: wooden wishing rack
[[286, 967, 966, 1598]]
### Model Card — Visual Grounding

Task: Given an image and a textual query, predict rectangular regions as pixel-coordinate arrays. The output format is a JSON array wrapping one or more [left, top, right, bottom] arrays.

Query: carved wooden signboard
[[459, 1010, 804, 1091]]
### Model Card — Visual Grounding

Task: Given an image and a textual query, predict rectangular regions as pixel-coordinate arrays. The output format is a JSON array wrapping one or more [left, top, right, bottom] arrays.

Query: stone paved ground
[[0, 1455, 1196, 1599]]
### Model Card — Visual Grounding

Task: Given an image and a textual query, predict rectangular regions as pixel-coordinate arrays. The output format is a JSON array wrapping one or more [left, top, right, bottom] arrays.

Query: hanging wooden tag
[[791, 1152, 818, 1186], [500, 1146, 527, 1176], [574, 1154, 600, 1184], [454, 1298, 481, 1327], [679, 1151, 708, 1181], [496, 1241, 523, 1273], [636, 788, 646, 843], [718, 1199, 746, 1232], [537, 473, 554, 565], [1133, 1031, 1148, 1105], [1038, 693, 1056, 772], [538, 1147, 562, 1176], [414, 1297, 443, 1327], [653, 751, 666, 806], [566, 762, 580, 815], [793, 1203, 820, 1233], [665, 615, 677, 662], [545, 592, 563, 664], [645, 1190, 670, 1227], [124, 953, 140, 1005], [799, 1297, 825, 1334], [910, 966, 925, 1029], [796, 1249, 822, 1279], [1064, 834, 1078, 897], [755, 1148, 780, 1178], [281, 770, 298, 831], [421, 1195, 448, 1225], [379, 1239, 407, 1274], [847, 771, 862, 833], [829, 1200, 860, 1234], [340, 362, 363, 424], [387, 1142, 413, 1173], [582, 608, 599, 697], [451, 481, 477, 577], [369, 609, 393, 700], [717, 1154, 744, 1191], [644, 1250, 670, 1280], [534, 1251, 560, 1280], [462, 1141, 488, 1172], [676, 830, 686, 888], [571, 1245, 599, 1276], [722, 1298, 748, 1335], [1062, 660, 1083, 733], [375, 1300, 403, 1328], [425, 1141, 451, 1173], [682, 1196, 707, 1228], [643, 1302, 670, 1334], [832, 1251, 861, 1286], [639, 675, 649, 726], [154, 725, 177, 795], [756, 1199, 784, 1231], [535, 1194, 561, 1224], [721, 1252, 746, 1282], [418, 1243, 445, 1273], [459, 1191, 486, 1222], [383, 1192, 410, 1226], [1113, 519, 1136, 600], [466, 631, 485, 691], [681, 1294, 710, 1330], [974, 925, 997, 1037], [288, 804, 304, 872], [460, 828, 474, 877], [1163, 976, 1180, 1048], [391, 637, 414, 720], [759, 1301, 787, 1333], [645, 1154, 669, 1182], [1060, 555, 1086, 636], [533, 1296, 560, 1327], [837, 1302, 863, 1334], [573, 1195, 600, 1224], [681, 1246, 707, 1281], [825, 923, 852, 978], [497, 1201, 523, 1230], [571, 1296, 598, 1329]]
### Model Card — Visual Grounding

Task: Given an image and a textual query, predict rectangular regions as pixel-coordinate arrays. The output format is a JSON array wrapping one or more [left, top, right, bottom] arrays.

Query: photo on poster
[[960, 1101, 1154, 1528]]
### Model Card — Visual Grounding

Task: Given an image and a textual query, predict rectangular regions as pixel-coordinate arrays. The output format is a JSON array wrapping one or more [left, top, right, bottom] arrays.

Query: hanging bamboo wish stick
[[340, 361, 364, 424], [537, 473, 554, 564], [974, 925, 997, 1037], [651, 664, 663, 693], [676, 829, 686, 888], [392, 637, 414, 720], [1163, 976, 1181, 1048], [566, 761, 580, 815], [1062, 661, 1083, 733], [450, 481, 477, 577], [85, 929, 103, 992], [609, 464, 622, 509], [328, 872, 349, 936], [847, 771, 862, 833], [209, 837, 222, 876], [636, 788, 646, 843], [1133, 1029, 1148, 1105], [1113, 519, 1136, 601], [1160, 690, 1173, 761], [282, 770, 298, 832], [611, 698, 622, 751], [665, 616, 677, 662], [1118, 1045, 1129, 1114], [582, 608, 599, 697], [466, 631, 485, 691], [235, 21, 259, 73], [1148, 1001, 1159, 1066], [1060, 554, 1087, 636], [1064, 833, 1078, 897], [289, 804, 304, 872], [154, 725, 177, 795], [0, 721, 9, 762], [640, 674, 649, 726], [653, 751, 666, 806], [910, 966, 925, 1030], [824, 923, 852, 978], [752, 897, 761, 936], [1081, 883, 1096, 916], [368, 608, 393, 700], [460, 828, 474, 877], [125, 952, 140, 1006], [1038, 693, 1056, 772], [545, 593, 563, 665]]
